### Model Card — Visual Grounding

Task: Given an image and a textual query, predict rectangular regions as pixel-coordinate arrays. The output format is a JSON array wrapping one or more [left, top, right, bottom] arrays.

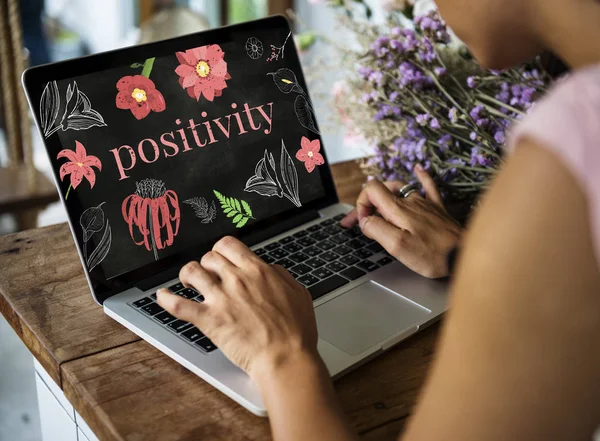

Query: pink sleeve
[[506, 65, 600, 265]]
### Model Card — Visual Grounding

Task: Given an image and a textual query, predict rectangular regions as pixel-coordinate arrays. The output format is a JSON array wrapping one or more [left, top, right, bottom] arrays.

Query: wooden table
[[0, 160, 440, 441]]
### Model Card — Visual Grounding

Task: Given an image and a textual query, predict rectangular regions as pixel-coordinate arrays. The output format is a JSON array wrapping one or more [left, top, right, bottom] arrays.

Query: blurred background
[[0, 0, 373, 440]]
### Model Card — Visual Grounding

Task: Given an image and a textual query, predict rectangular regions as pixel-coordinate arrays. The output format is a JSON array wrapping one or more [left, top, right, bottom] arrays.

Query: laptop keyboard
[[129, 213, 394, 354]]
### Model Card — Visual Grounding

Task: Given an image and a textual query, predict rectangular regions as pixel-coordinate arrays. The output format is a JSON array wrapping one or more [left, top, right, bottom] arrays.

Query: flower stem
[[65, 183, 72, 200], [148, 209, 158, 260], [141, 57, 155, 78], [475, 92, 526, 116]]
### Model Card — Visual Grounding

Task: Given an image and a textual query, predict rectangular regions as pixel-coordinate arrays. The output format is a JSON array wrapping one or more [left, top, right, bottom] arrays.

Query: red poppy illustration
[[116, 75, 166, 120], [296, 136, 324, 173], [57, 140, 102, 199], [122, 179, 180, 260], [175, 44, 231, 102]]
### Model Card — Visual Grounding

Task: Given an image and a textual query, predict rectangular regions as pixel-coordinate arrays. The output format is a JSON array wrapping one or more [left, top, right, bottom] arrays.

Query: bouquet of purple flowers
[[320, 4, 551, 207]]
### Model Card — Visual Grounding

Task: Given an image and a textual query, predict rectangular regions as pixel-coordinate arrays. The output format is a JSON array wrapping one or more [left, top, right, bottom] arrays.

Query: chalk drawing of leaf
[[61, 83, 107, 131], [184, 197, 217, 223], [280, 140, 302, 207], [267, 68, 304, 94], [40, 81, 60, 138], [87, 220, 112, 271], [213, 190, 254, 228], [294, 95, 319, 135], [80, 202, 106, 242]]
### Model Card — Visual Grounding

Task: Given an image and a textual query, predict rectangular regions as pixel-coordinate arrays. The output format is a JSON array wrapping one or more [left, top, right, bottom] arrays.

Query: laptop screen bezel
[[22, 15, 340, 305]]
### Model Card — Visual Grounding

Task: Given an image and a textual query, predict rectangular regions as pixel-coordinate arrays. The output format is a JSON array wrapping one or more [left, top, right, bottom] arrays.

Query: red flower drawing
[[116, 75, 166, 120], [175, 44, 231, 102], [57, 140, 102, 199], [296, 137, 324, 173], [122, 179, 180, 260]]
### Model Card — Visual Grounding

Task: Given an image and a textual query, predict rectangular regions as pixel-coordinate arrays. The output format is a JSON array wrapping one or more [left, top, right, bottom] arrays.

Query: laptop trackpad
[[315, 281, 431, 356]]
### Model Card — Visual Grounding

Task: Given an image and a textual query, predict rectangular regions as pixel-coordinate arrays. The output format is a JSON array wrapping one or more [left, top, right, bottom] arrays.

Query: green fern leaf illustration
[[213, 190, 255, 228], [241, 200, 253, 217], [236, 217, 249, 228]]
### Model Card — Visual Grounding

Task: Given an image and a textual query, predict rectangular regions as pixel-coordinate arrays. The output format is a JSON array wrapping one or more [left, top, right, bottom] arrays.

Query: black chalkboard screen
[[23, 16, 338, 304]]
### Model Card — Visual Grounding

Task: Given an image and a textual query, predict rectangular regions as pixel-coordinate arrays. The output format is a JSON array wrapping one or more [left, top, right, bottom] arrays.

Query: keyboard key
[[311, 231, 329, 241], [279, 236, 295, 244], [154, 311, 177, 325], [297, 237, 316, 247], [320, 218, 336, 226], [169, 282, 184, 292], [307, 224, 321, 232], [347, 238, 367, 250], [195, 337, 217, 352], [316, 240, 336, 251], [265, 242, 281, 251], [297, 274, 320, 287], [275, 258, 295, 270], [308, 275, 349, 300], [332, 245, 352, 256], [340, 266, 367, 281], [193, 296, 205, 302], [323, 226, 342, 236], [330, 234, 349, 245], [306, 257, 326, 269], [289, 252, 310, 263], [340, 255, 360, 266], [181, 327, 204, 342], [303, 246, 322, 257], [319, 251, 338, 262], [312, 267, 333, 279], [283, 242, 303, 253], [344, 226, 363, 238], [150, 293, 157, 300], [261, 254, 276, 264], [168, 320, 193, 333], [326, 261, 347, 272], [333, 213, 346, 221], [290, 263, 312, 275], [356, 260, 379, 272], [270, 248, 289, 260], [293, 230, 309, 238], [354, 249, 373, 259], [377, 256, 394, 266], [132, 297, 153, 308], [179, 288, 198, 299], [367, 242, 384, 253], [254, 248, 266, 256], [141, 302, 164, 316]]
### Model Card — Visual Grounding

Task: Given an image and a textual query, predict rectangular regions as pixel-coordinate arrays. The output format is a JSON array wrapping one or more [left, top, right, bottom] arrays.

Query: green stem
[[65, 183, 72, 200], [475, 92, 526, 116], [141, 57, 155, 78]]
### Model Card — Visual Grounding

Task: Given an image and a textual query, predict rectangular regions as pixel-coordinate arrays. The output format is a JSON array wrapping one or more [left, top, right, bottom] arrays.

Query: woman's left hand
[[156, 237, 321, 383]]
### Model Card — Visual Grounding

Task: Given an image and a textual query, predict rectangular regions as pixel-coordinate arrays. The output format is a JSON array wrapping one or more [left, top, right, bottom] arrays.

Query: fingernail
[[359, 217, 368, 229], [415, 164, 423, 172]]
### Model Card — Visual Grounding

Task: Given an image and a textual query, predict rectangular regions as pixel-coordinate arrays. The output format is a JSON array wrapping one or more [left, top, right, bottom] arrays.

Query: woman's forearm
[[254, 350, 359, 441]]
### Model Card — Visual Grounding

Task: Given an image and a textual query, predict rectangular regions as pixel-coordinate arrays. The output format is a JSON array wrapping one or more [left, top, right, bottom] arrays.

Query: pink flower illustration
[[57, 140, 102, 199], [174, 44, 231, 102], [296, 136, 324, 173], [116, 75, 166, 120]]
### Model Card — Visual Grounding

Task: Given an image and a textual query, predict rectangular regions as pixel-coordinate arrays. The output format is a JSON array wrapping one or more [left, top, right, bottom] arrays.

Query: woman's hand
[[342, 165, 462, 278], [156, 236, 320, 383]]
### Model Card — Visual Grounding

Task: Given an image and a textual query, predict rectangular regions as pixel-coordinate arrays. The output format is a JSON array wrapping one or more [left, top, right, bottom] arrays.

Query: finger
[[340, 208, 358, 228], [200, 250, 238, 281], [355, 180, 416, 231], [179, 261, 220, 297], [213, 236, 259, 268], [359, 215, 415, 262], [157, 289, 208, 323], [414, 164, 444, 208], [271, 264, 298, 286]]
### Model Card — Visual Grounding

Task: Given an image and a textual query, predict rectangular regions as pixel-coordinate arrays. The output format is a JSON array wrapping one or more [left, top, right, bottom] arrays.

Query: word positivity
[[110, 101, 274, 180]]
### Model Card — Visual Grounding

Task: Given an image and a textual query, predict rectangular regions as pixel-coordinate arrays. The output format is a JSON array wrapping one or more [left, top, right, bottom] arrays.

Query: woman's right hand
[[341, 165, 463, 278]]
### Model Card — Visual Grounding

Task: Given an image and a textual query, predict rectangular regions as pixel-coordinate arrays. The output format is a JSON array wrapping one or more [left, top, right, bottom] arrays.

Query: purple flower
[[438, 134, 452, 149], [470, 131, 478, 141], [467, 76, 477, 89], [470, 147, 488, 166], [430, 118, 440, 129], [434, 67, 447, 76], [494, 131, 506, 144], [469, 105, 484, 120], [416, 114, 430, 126]]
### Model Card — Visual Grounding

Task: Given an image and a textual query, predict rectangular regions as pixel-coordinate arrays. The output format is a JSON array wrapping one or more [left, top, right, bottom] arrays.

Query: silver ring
[[399, 184, 419, 198]]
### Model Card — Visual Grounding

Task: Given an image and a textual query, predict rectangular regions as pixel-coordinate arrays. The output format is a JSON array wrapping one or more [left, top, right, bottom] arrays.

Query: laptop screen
[[24, 16, 337, 303]]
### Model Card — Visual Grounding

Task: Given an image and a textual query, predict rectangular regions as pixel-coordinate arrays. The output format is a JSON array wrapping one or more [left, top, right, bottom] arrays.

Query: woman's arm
[[402, 139, 600, 441]]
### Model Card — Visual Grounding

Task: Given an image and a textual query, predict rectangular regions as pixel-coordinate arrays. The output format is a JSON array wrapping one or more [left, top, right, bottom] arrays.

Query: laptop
[[22, 16, 448, 416]]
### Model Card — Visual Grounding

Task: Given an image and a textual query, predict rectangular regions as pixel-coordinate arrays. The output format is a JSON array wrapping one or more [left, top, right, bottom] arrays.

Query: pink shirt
[[508, 64, 600, 266]]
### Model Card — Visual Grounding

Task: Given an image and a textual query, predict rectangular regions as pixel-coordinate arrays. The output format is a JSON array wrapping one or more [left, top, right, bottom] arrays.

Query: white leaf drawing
[[39, 81, 60, 138], [184, 197, 217, 223]]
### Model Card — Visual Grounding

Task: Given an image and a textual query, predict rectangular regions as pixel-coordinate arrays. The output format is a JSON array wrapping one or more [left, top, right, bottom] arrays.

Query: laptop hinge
[[136, 209, 321, 292]]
